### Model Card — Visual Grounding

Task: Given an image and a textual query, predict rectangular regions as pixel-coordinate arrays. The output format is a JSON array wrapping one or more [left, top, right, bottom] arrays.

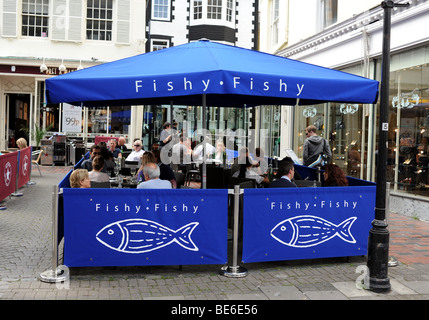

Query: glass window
[[328, 103, 365, 179], [86, 0, 113, 41], [87, 106, 131, 136], [226, 0, 233, 22], [21, 0, 49, 37], [152, 39, 169, 51], [193, 0, 203, 19], [293, 104, 326, 162], [322, 0, 338, 29], [270, 0, 279, 47], [207, 0, 222, 20], [260, 105, 281, 159], [152, 0, 170, 20], [388, 62, 429, 197]]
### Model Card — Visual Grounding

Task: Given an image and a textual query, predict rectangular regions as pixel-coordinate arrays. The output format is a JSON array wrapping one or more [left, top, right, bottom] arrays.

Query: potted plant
[[20, 123, 54, 149]]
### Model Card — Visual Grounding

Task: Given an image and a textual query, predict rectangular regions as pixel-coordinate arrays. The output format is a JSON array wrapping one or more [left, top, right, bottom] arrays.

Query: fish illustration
[[271, 215, 357, 248], [96, 219, 199, 254]]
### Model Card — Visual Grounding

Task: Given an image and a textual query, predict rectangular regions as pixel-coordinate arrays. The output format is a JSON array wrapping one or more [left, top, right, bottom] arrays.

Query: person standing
[[159, 122, 173, 150], [303, 125, 332, 167]]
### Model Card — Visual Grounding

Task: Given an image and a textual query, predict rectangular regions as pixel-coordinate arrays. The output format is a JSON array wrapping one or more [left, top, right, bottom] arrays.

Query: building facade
[[259, 0, 429, 219], [0, 0, 258, 154]]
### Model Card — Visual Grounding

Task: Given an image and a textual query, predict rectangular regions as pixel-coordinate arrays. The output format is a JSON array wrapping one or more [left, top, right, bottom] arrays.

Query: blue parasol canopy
[[45, 39, 379, 107]]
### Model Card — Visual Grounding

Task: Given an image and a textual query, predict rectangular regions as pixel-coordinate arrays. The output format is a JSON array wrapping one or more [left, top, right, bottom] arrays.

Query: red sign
[[18, 147, 32, 188], [0, 152, 18, 201]]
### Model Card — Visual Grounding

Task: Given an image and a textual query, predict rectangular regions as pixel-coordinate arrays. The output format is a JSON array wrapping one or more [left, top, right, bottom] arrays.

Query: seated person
[[99, 143, 115, 175], [268, 159, 297, 188], [322, 164, 348, 186], [109, 139, 121, 158], [89, 156, 110, 182], [70, 169, 91, 188], [126, 139, 145, 162], [81, 144, 102, 171], [232, 157, 269, 186], [137, 163, 172, 189], [137, 151, 157, 184], [152, 149, 177, 188], [231, 146, 256, 176]]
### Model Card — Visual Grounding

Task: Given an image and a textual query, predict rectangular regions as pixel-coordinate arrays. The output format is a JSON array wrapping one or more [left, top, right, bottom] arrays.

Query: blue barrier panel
[[62, 188, 228, 267], [242, 186, 375, 263]]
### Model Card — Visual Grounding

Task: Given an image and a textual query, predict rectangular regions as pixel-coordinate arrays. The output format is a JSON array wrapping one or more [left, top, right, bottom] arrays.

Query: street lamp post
[[367, 0, 409, 293]]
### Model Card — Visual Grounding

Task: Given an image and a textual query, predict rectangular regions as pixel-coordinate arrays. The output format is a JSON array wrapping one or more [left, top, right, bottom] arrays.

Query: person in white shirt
[[192, 137, 216, 163], [126, 139, 145, 162], [137, 162, 172, 189], [232, 156, 269, 186]]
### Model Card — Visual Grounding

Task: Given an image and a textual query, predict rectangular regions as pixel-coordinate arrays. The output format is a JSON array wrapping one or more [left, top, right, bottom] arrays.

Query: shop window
[[21, 0, 49, 37], [389, 63, 429, 196], [86, 0, 113, 41], [328, 103, 365, 179], [293, 104, 326, 162], [261, 105, 281, 159]]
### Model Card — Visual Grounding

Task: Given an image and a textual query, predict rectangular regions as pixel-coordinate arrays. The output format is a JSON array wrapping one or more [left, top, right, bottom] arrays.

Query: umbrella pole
[[202, 94, 207, 189]]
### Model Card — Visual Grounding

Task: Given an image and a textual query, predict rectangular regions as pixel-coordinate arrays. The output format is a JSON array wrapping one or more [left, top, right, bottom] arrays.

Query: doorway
[[5, 94, 31, 148]]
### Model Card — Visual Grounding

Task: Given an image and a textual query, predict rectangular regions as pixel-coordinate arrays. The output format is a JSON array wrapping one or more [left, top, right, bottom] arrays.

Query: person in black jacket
[[268, 159, 297, 188]]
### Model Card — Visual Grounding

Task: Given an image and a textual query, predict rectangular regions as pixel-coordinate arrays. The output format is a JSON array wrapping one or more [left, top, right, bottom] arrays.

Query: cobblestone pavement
[[1, 166, 429, 303]]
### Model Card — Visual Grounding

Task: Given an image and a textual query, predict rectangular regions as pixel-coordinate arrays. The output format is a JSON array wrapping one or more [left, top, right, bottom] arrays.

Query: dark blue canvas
[[63, 188, 228, 267], [46, 40, 379, 107], [242, 186, 375, 263]]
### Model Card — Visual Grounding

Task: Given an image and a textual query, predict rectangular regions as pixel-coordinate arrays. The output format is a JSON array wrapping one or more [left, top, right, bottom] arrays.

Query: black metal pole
[[367, 0, 409, 293]]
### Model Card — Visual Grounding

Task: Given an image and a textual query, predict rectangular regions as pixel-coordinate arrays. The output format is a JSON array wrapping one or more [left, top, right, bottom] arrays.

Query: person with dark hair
[[81, 144, 102, 171], [232, 156, 269, 186], [268, 159, 297, 188], [159, 122, 173, 150], [89, 155, 110, 182], [322, 164, 348, 187]]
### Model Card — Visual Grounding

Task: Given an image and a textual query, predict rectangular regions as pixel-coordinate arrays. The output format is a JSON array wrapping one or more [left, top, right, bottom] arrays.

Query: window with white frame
[[270, 0, 279, 47], [21, 0, 49, 37], [191, 0, 234, 24], [207, 0, 222, 20], [226, 0, 233, 22], [86, 0, 113, 41], [193, 0, 203, 19], [322, 0, 337, 28], [151, 39, 169, 51], [152, 0, 170, 20]]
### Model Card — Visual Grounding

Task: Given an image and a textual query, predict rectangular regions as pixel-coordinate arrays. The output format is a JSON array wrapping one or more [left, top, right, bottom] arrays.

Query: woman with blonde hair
[[70, 169, 91, 188], [136, 151, 156, 184], [16, 138, 28, 149]]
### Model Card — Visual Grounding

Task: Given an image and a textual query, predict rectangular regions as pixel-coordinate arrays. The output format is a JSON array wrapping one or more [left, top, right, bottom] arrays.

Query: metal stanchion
[[220, 185, 248, 278], [11, 154, 23, 197], [386, 182, 398, 267], [39, 185, 67, 283]]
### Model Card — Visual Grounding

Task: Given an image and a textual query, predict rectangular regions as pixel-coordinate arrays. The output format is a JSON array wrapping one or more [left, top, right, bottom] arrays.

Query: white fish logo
[[96, 219, 199, 254], [271, 215, 357, 248]]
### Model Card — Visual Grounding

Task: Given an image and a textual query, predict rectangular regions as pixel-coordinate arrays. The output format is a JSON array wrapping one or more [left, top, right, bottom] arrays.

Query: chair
[[175, 171, 185, 189], [90, 181, 111, 188], [184, 164, 201, 186], [31, 150, 43, 177], [228, 177, 256, 189]]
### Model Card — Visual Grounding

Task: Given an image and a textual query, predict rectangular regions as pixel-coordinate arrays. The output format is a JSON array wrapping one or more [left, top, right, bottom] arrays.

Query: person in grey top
[[303, 125, 332, 166], [137, 162, 172, 189], [159, 122, 173, 150]]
